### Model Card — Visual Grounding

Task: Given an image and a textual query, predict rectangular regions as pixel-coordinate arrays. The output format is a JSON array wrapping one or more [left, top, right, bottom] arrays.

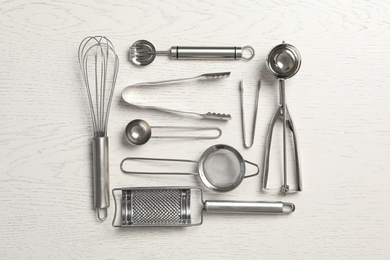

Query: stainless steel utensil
[[240, 79, 261, 148], [263, 42, 302, 195], [120, 144, 258, 192], [112, 186, 295, 227], [122, 72, 232, 121], [78, 36, 119, 221], [130, 39, 255, 66], [125, 119, 222, 145]]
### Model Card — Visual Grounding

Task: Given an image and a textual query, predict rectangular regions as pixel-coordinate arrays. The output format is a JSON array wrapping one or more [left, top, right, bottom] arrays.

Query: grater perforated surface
[[132, 189, 183, 225]]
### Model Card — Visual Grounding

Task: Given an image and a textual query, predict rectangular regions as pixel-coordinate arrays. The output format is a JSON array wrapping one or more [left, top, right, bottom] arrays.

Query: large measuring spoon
[[263, 42, 302, 195]]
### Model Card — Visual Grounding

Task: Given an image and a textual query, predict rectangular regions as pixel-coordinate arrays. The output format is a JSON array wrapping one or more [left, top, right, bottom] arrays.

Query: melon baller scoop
[[263, 42, 302, 195]]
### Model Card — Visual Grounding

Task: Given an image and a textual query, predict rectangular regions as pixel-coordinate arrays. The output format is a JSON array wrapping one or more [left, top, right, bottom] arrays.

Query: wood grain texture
[[1, 0, 389, 258]]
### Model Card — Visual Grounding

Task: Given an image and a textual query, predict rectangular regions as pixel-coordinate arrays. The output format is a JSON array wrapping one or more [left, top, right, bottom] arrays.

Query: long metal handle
[[262, 103, 302, 194], [128, 72, 230, 87], [204, 200, 295, 214], [120, 157, 198, 175], [151, 126, 222, 139], [121, 72, 232, 121], [169, 46, 255, 60], [240, 79, 261, 148], [285, 107, 303, 192], [280, 79, 289, 194], [92, 137, 110, 221], [122, 103, 231, 121], [262, 106, 280, 190]]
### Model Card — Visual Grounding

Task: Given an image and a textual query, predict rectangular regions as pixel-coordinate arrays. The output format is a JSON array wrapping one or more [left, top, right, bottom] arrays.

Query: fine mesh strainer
[[112, 187, 295, 227], [120, 144, 258, 192]]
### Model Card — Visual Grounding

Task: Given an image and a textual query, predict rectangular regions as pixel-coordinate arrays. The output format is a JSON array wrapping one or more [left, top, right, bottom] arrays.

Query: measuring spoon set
[[78, 36, 303, 226]]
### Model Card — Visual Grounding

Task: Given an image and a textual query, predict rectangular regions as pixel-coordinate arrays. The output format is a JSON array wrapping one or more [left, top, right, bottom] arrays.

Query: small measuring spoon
[[263, 42, 302, 195], [125, 119, 222, 145]]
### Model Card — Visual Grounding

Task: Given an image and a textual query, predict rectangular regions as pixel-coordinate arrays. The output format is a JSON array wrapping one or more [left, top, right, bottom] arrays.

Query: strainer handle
[[120, 157, 198, 175], [204, 200, 295, 214]]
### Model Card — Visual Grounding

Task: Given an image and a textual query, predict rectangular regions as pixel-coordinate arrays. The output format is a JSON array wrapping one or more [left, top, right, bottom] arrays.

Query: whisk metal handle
[[93, 137, 110, 221], [204, 201, 295, 214]]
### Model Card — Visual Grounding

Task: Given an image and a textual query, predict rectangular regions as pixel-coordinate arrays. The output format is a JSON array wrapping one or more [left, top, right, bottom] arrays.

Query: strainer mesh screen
[[202, 149, 242, 188], [131, 189, 183, 225]]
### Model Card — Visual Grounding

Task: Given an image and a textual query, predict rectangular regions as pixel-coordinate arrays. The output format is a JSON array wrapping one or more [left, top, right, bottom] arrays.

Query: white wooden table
[[1, 0, 389, 258]]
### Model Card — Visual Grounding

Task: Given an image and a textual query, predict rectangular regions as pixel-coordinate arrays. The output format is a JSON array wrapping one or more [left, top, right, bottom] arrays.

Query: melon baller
[[129, 39, 255, 66], [263, 42, 302, 195]]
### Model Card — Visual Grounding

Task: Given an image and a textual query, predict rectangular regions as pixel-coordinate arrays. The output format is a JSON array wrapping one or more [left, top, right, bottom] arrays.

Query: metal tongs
[[122, 72, 232, 121]]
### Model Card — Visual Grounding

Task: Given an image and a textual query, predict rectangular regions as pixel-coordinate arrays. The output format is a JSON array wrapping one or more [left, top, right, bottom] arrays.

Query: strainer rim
[[198, 144, 246, 192]]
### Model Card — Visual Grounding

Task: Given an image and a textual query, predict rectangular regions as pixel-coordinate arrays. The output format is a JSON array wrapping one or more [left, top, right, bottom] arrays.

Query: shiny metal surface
[[263, 42, 302, 195], [78, 36, 119, 220], [120, 144, 259, 192], [122, 72, 232, 121], [129, 39, 255, 66], [240, 79, 261, 148], [112, 187, 195, 227], [129, 39, 157, 66], [204, 200, 295, 214], [112, 187, 294, 227], [92, 137, 110, 221], [266, 43, 301, 79], [169, 46, 254, 60], [127, 72, 231, 87], [197, 144, 258, 192], [124, 119, 222, 145], [120, 187, 192, 226], [124, 119, 152, 145]]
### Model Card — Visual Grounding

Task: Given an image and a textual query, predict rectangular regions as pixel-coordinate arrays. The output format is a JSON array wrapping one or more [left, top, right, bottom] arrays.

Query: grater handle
[[204, 200, 295, 214], [93, 137, 110, 221]]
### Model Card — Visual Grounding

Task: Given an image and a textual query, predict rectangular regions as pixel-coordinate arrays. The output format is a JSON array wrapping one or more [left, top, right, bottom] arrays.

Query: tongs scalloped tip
[[203, 112, 231, 120], [200, 72, 231, 79], [122, 72, 232, 121]]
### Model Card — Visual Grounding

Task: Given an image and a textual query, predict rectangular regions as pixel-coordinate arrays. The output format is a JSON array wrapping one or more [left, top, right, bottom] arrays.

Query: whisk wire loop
[[78, 36, 119, 221], [78, 36, 119, 137]]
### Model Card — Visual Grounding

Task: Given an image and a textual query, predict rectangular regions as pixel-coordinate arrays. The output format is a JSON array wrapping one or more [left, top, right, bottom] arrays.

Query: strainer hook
[[243, 160, 259, 179]]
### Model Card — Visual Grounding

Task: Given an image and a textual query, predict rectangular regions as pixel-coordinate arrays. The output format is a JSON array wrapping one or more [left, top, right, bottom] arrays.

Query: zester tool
[[112, 187, 295, 227]]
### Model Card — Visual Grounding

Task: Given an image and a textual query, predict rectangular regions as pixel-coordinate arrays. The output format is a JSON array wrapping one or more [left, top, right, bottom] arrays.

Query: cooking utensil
[[125, 119, 222, 145], [78, 36, 119, 221], [129, 39, 255, 66], [263, 42, 302, 195], [120, 144, 258, 192], [240, 79, 261, 148], [122, 72, 232, 121], [112, 186, 295, 227]]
